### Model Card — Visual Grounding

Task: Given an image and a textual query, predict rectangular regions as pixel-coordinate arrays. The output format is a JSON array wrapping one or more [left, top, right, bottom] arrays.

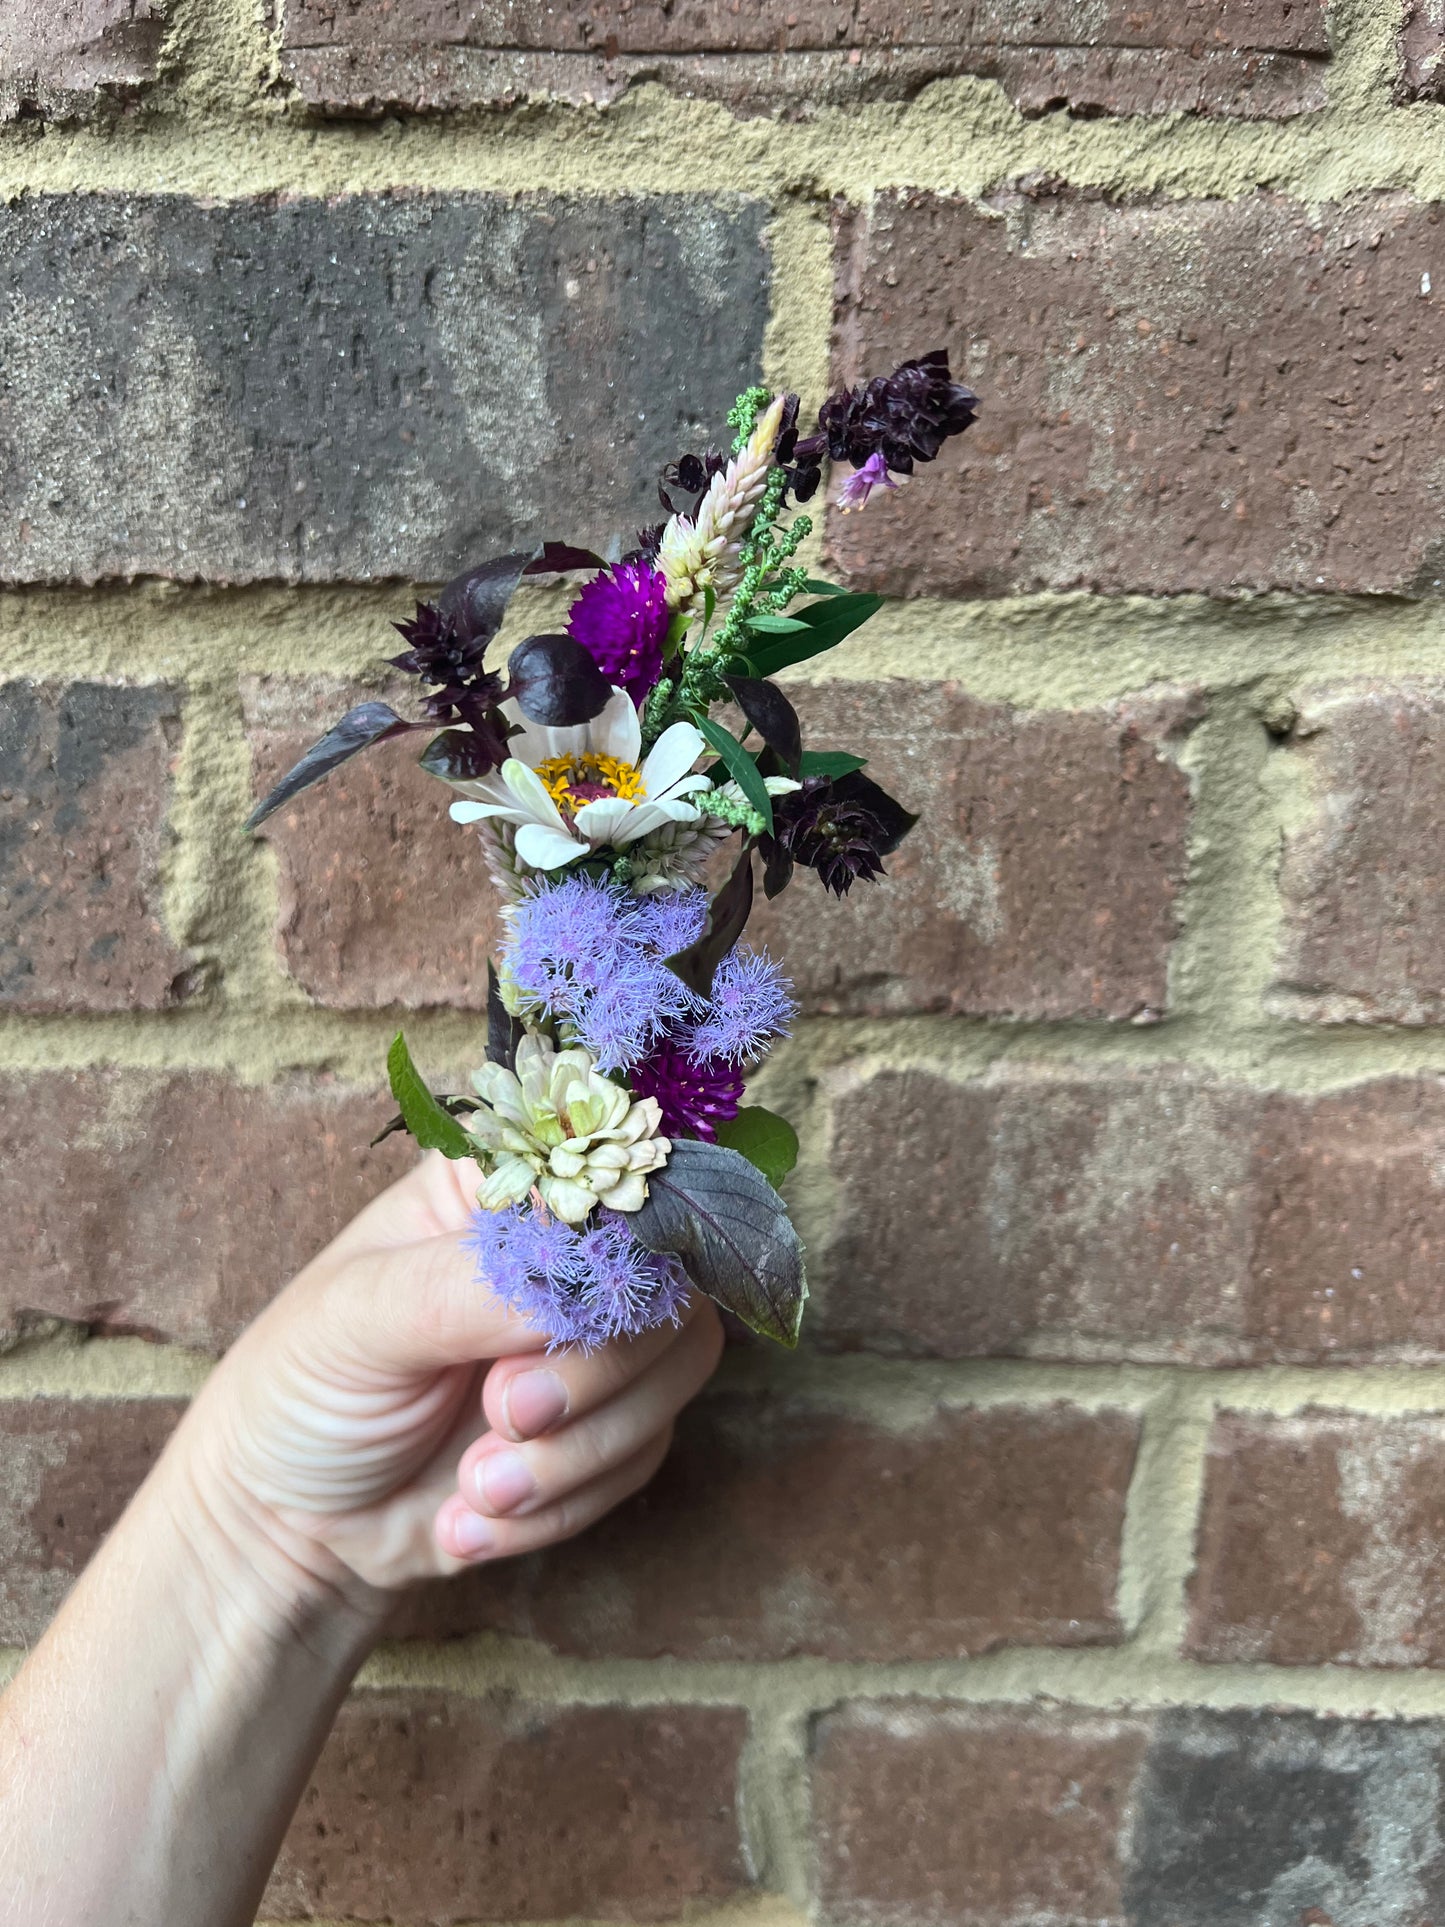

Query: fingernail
[[476, 1450, 537, 1516], [451, 1510, 495, 1558], [504, 1369, 569, 1440]]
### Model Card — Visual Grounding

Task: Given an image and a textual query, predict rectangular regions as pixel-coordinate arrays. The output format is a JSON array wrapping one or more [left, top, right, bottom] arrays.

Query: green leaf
[[693, 712, 774, 833], [746, 593, 885, 679], [387, 1032, 476, 1160], [802, 576, 848, 596], [628, 1139, 807, 1346], [798, 749, 867, 780], [714, 1106, 799, 1189], [744, 614, 810, 635]]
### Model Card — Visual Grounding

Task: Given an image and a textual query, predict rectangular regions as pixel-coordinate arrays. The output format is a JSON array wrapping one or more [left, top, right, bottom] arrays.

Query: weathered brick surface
[[1189, 1411, 1445, 1668], [0, 1, 164, 121], [1273, 684, 1445, 1025], [265, 1694, 751, 1922], [827, 190, 1445, 600], [397, 1394, 1137, 1655], [0, 1072, 413, 1352], [246, 678, 503, 1008], [815, 1704, 1445, 1927], [0, 1398, 184, 1643], [281, 1, 1328, 120], [750, 680, 1194, 1020], [818, 1067, 1445, 1364], [0, 194, 768, 585], [1398, 0, 1445, 101], [0, 681, 196, 1012]]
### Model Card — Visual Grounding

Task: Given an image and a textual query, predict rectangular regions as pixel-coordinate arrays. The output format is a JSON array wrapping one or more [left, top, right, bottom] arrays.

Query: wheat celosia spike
[[659, 393, 785, 614]]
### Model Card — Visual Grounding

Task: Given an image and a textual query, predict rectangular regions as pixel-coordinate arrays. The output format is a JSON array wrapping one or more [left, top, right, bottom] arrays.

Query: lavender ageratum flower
[[575, 1214, 691, 1339], [682, 946, 796, 1066], [566, 562, 670, 706], [836, 450, 900, 512], [632, 1040, 745, 1140], [467, 1204, 688, 1349], [633, 888, 708, 961]]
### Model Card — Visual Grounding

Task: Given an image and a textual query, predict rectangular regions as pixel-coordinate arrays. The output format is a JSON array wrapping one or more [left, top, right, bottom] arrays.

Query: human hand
[[172, 1150, 723, 1601]]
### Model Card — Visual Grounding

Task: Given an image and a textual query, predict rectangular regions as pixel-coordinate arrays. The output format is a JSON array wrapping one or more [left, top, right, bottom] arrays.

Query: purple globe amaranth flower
[[836, 451, 900, 512], [632, 1040, 745, 1140], [682, 946, 795, 1066], [566, 562, 670, 706], [815, 348, 978, 479]]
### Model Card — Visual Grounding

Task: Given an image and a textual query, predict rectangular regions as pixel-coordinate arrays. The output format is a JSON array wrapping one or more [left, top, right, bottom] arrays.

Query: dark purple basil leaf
[[524, 542, 608, 576], [834, 771, 919, 854], [486, 961, 524, 1073], [760, 833, 794, 900], [507, 633, 614, 726], [723, 675, 802, 778], [627, 1138, 806, 1347], [435, 550, 536, 647], [417, 727, 507, 785], [665, 845, 754, 998], [244, 702, 415, 832]]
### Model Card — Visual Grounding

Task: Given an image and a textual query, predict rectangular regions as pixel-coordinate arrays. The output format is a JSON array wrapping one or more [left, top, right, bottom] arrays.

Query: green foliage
[[693, 712, 775, 832], [387, 1032, 476, 1161], [715, 1106, 800, 1189]]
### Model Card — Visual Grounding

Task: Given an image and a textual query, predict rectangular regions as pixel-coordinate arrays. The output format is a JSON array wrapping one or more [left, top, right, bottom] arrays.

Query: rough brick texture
[[750, 680, 1195, 1020], [281, 0, 1329, 120], [0, 1, 164, 121], [1398, 0, 1445, 101], [245, 678, 503, 1008], [265, 1694, 751, 1922], [397, 1394, 1137, 1654], [1273, 683, 1445, 1025], [0, 1398, 184, 1644], [818, 1066, 1445, 1364], [0, 1072, 414, 1351], [0, 193, 768, 585], [827, 190, 1445, 600], [814, 1704, 1445, 1927], [1189, 1410, 1445, 1668], [0, 681, 196, 1012]]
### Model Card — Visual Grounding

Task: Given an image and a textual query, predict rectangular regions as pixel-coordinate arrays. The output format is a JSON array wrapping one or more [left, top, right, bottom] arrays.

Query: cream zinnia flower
[[659, 394, 785, 614], [446, 689, 709, 873], [466, 1033, 671, 1224]]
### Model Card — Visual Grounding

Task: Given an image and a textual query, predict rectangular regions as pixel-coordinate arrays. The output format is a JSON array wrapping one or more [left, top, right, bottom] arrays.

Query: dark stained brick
[[265, 1695, 752, 1921], [0, 681, 196, 1012], [1398, 0, 1445, 101], [826, 191, 1445, 600], [0, 194, 768, 585], [0, 1, 164, 121]]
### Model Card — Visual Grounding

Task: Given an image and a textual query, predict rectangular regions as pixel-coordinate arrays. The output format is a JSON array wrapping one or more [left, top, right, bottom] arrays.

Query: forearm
[[0, 1419, 390, 1927]]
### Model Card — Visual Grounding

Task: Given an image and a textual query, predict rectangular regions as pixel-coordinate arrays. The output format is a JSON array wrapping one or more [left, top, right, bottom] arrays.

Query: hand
[[176, 1150, 724, 1600]]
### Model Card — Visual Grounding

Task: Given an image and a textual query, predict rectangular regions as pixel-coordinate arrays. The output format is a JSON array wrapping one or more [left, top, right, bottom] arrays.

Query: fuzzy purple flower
[[566, 563, 670, 706], [836, 451, 900, 512], [576, 1214, 690, 1339], [467, 1204, 689, 1349], [632, 1040, 745, 1140], [682, 945, 796, 1066]]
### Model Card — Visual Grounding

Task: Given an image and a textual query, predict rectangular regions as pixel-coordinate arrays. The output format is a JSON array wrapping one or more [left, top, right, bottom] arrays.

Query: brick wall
[[7, 3, 1445, 1923]]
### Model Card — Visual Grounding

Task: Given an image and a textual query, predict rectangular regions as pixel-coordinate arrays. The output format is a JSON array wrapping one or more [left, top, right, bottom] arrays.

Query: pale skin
[[0, 1151, 724, 1927]]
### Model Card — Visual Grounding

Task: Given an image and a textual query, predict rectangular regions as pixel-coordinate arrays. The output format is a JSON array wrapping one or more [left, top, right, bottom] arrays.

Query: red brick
[[0, 1071, 414, 1352], [1398, 0, 1445, 101], [245, 678, 503, 1009], [826, 191, 1445, 600], [750, 680, 1194, 1020], [818, 1067, 1445, 1365], [813, 1701, 1149, 1927], [265, 1694, 751, 1922], [0, 1398, 184, 1644], [1189, 1411, 1445, 1668], [1272, 683, 1445, 1025], [0, 1, 164, 121], [0, 682, 197, 1012], [397, 1393, 1137, 1656], [281, 0, 1328, 119]]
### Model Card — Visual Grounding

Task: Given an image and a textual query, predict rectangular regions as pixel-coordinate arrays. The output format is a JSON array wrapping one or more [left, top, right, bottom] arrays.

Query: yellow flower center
[[535, 751, 647, 820]]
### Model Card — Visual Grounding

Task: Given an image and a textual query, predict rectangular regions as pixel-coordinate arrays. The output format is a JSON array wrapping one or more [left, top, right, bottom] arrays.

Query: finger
[[326, 1150, 486, 1258], [434, 1428, 673, 1568], [458, 1304, 721, 1519], [481, 1290, 721, 1442]]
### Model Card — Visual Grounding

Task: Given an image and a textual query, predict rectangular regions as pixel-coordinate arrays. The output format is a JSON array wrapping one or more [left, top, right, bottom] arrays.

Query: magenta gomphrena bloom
[[631, 1039, 745, 1140], [683, 945, 796, 1065], [566, 562, 670, 705], [836, 450, 900, 512], [467, 1204, 688, 1349]]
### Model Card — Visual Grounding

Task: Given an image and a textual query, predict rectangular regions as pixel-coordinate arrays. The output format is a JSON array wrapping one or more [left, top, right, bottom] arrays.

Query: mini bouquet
[[248, 353, 978, 1349]]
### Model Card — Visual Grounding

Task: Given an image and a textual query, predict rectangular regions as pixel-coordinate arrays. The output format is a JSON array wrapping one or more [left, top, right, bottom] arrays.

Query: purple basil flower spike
[[836, 451, 899, 512], [566, 562, 670, 706]]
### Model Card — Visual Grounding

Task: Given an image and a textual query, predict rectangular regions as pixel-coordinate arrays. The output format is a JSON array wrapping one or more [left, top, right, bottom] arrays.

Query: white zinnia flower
[[446, 688, 709, 874], [465, 1033, 671, 1224]]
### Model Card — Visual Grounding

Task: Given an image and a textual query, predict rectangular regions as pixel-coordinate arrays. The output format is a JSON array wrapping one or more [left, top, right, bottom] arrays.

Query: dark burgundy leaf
[[244, 702, 415, 832], [524, 542, 608, 576], [435, 550, 536, 647], [418, 726, 513, 784], [665, 845, 754, 997], [486, 961, 524, 1072], [761, 834, 794, 900], [506, 633, 614, 726], [835, 771, 918, 853], [723, 675, 802, 777]]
